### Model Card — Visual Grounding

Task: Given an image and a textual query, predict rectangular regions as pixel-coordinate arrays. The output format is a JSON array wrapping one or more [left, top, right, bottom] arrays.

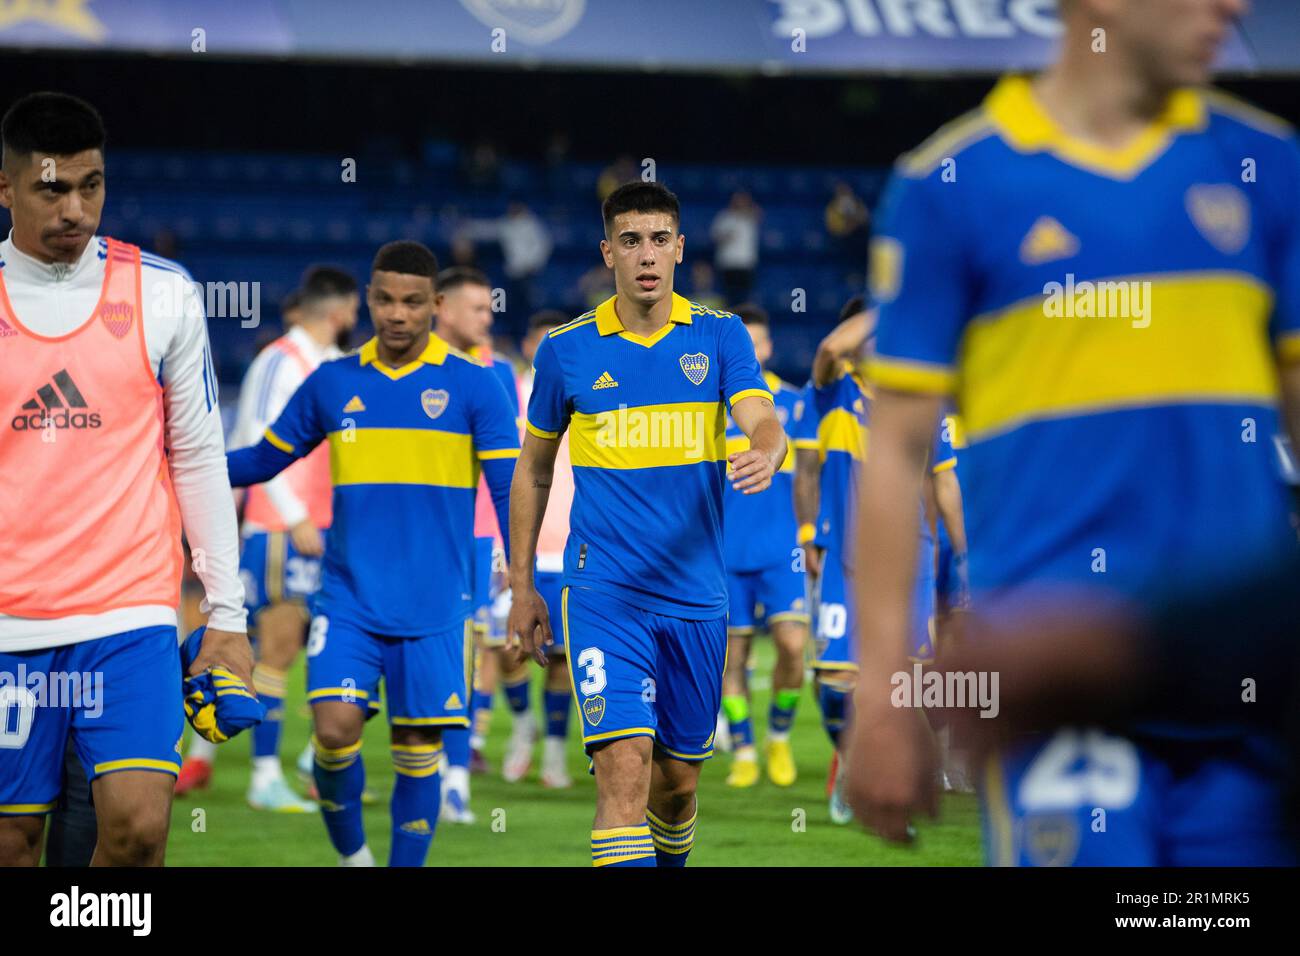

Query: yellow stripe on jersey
[[958, 272, 1276, 441], [264, 427, 294, 454], [329, 428, 480, 488], [729, 387, 773, 408], [526, 420, 560, 440], [726, 434, 794, 473], [867, 356, 957, 396], [817, 407, 867, 462], [477, 447, 520, 460], [569, 401, 726, 470]]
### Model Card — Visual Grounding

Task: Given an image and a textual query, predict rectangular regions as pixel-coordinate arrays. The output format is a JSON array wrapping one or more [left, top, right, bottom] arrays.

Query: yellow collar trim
[[358, 334, 448, 380], [594, 293, 693, 339], [985, 75, 1206, 180]]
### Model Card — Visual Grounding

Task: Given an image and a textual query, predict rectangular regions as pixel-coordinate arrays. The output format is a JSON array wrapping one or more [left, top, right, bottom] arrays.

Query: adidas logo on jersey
[[592, 371, 619, 390], [11, 369, 102, 431], [1019, 216, 1080, 265], [343, 395, 366, 413]]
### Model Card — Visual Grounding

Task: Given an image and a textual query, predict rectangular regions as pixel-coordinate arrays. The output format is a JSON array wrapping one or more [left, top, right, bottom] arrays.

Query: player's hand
[[804, 544, 824, 579], [844, 687, 939, 844], [189, 628, 255, 693], [289, 520, 325, 557], [728, 448, 776, 494], [507, 585, 553, 667]]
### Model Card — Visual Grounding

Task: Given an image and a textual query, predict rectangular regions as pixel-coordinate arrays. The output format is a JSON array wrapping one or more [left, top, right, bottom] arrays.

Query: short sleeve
[[868, 166, 974, 395], [525, 334, 570, 439], [1271, 135, 1300, 363], [471, 366, 522, 459], [932, 417, 957, 474], [718, 315, 770, 410], [263, 366, 326, 457], [791, 382, 821, 451]]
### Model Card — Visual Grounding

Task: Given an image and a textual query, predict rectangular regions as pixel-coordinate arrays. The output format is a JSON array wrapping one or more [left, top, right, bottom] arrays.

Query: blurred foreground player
[[227, 242, 519, 866], [0, 92, 250, 866], [849, 0, 1300, 864], [720, 304, 809, 789], [508, 182, 785, 866], [177, 267, 358, 810]]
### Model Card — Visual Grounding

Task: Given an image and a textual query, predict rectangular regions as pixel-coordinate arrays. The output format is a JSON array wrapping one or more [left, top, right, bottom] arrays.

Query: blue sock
[[312, 735, 366, 857], [544, 689, 570, 739], [503, 674, 530, 715], [443, 726, 470, 771], [591, 824, 656, 867], [722, 695, 754, 751], [647, 807, 695, 867], [389, 742, 442, 867], [470, 688, 493, 747], [769, 688, 801, 737], [818, 683, 849, 749], [251, 664, 286, 759]]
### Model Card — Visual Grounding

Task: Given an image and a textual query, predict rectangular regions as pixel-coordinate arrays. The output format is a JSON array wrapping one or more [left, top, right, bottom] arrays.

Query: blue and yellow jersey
[[526, 293, 770, 618], [869, 76, 1300, 602], [723, 370, 800, 573], [250, 335, 521, 636], [795, 363, 868, 558]]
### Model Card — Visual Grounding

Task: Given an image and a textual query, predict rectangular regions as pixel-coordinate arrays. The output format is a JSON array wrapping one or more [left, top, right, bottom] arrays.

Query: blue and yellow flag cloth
[[180, 627, 266, 744]]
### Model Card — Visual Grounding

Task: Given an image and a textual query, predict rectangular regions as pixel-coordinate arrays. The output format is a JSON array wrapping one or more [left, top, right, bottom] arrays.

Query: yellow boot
[[766, 738, 797, 787]]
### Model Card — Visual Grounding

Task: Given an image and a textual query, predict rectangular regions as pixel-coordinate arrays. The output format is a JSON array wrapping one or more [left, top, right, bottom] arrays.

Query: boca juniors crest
[[421, 388, 450, 420], [582, 695, 605, 727], [1186, 183, 1250, 256], [679, 352, 709, 386], [100, 301, 133, 339], [459, 0, 586, 45]]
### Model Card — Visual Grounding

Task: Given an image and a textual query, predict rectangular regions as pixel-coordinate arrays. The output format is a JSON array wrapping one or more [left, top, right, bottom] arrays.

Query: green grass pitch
[[166, 636, 982, 866]]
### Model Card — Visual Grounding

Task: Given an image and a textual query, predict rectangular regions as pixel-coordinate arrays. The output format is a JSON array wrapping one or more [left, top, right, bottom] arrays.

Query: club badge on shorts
[[582, 695, 606, 727]]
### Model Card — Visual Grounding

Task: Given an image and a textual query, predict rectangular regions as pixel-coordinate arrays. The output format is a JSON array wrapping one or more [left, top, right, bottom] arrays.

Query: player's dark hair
[[2, 92, 106, 168], [280, 289, 303, 314], [371, 241, 440, 283], [436, 266, 491, 294], [602, 181, 680, 234], [839, 294, 868, 323], [732, 303, 769, 327], [528, 309, 570, 333], [299, 265, 358, 307]]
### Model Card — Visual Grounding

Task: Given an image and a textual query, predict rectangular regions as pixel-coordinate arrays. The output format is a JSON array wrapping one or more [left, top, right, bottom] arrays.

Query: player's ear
[[675, 233, 685, 264], [599, 238, 613, 268], [0, 167, 12, 210]]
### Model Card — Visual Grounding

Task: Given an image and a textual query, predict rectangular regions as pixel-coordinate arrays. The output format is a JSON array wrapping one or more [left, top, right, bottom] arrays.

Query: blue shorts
[[561, 585, 726, 760], [536, 569, 567, 658], [305, 614, 472, 728], [812, 544, 936, 673], [726, 561, 810, 632], [983, 729, 1298, 866], [0, 626, 184, 814], [239, 530, 324, 618]]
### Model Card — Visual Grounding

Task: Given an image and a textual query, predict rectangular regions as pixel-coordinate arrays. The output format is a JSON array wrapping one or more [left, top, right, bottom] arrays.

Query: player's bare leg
[[721, 630, 758, 787], [588, 736, 656, 866], [648, 753, 702, 866], [0, 815, 45, 867], [766, 619, 808, 786], [90, 769, 174, 866], [247, 603, 316, 812], [311, 700, 372, 866]]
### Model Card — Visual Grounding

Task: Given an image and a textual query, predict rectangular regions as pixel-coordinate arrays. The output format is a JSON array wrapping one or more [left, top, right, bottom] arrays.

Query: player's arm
[[812, 309, 874, 389], [160, 275, 252, 689], [472, 366, 523, 566], [507, 334, 567, 660], [227, 370, 327, 488], [722, 314, 785, 493], [792, 388, 823, 572]]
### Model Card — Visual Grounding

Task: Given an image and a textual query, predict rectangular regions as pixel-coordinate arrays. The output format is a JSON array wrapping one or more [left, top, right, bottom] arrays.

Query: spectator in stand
[[710, 190, 761, 304], [597, 154, 638, 202], [824, 180, 869, 242], [690, 261, 726, 311], [461, 202, 553, 331], [577, 261, 615, 310]]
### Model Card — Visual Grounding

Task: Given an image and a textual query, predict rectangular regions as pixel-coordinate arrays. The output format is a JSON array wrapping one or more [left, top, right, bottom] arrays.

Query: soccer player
[[0, 92, 250, 866], [848, 0, 1300, 865], [428, 266, 521, 820], [507, 181, 786, 867], [506, 309, 580, 789], [227, 241, 519, 866], [720, 303, 809, 789], [176, 267, 358, 810], [795, 297, 961, 823]]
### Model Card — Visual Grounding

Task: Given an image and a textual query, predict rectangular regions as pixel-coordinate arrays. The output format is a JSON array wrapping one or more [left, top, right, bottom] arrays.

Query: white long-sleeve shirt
[[0, 233, 247, 651], [231, 324, 339, 531]]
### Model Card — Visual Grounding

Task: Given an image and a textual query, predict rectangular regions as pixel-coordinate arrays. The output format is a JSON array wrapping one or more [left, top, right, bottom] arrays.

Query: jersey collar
[[594, 292, 692, 348], [985, 75, 1206, 181], [359, 332, 449, 380]]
